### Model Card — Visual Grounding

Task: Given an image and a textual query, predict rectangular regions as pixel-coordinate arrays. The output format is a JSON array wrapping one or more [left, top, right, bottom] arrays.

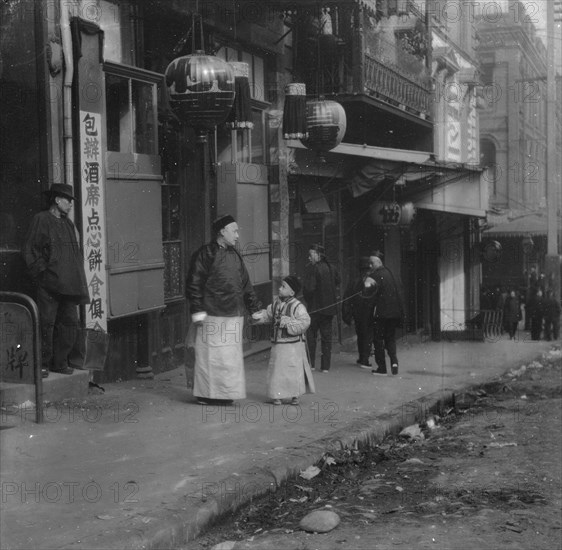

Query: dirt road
[[187, 348, 562, 550]]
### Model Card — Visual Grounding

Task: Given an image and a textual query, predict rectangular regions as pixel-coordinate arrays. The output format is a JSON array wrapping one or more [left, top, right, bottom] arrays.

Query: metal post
[[545, 0, 561, 301]]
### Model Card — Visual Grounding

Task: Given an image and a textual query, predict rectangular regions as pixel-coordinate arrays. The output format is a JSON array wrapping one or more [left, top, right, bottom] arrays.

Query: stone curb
[[69, 393, 468, 549]]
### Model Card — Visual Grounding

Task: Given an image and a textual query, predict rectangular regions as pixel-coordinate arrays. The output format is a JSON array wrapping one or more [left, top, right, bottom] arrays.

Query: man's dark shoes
[[196, 397, 234, 406], [371, 367, 388, 376], [356, 359, 371, 369], [391, 363, 399, 376], [51, 366, 74, 375]]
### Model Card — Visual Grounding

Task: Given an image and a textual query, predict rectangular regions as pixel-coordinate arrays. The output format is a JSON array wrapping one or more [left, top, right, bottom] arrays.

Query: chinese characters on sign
[[369, 202, 416, 226], [0, 305, 35, 383], [80, 111, 107, 331]]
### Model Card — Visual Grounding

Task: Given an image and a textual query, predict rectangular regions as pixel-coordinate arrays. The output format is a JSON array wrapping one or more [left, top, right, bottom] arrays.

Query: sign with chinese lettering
[[0, 302, 35, 383], [466, 96, 478, 165], [369, 202, 416, 226], [446, 102, 461, 162], [79, 111, 108, 331]]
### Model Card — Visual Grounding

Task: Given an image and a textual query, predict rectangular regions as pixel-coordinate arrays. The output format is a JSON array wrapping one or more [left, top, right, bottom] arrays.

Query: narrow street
[[185, 348, 562, 550]]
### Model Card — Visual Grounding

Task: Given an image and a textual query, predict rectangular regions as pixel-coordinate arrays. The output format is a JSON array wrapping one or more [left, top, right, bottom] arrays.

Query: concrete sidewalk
[[0, 334, 555, 550]]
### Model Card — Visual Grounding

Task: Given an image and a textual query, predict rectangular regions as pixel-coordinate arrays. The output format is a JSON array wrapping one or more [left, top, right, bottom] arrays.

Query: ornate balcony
[[363, 52, 432, 118], [293, 0, 433, 124]]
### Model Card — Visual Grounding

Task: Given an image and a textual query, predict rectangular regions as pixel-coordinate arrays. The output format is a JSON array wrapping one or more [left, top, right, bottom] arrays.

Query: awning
[[288, 141, 488, 218], [484, 212, 561, 237]]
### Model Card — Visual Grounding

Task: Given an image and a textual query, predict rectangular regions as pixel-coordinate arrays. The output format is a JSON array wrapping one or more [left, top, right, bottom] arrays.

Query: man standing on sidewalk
[[342, 256, 376, 368], [365, 252, 404, 376], [23, 183, 90, 378], [186, 214, 261, 405], [303, 244, 340, 373]]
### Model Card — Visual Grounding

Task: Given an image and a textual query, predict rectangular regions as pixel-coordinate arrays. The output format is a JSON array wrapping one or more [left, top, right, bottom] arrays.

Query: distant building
[[476, 0, 562, 290]]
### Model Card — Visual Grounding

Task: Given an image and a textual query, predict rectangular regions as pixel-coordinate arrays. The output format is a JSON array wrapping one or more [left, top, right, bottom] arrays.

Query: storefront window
[[105, 71, 157, 154], [106, 74, 130, 152], [133, 80, 156, 154]]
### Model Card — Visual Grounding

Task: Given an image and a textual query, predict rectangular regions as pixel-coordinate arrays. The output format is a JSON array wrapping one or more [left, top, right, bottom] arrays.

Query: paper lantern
[[300, 99, 346, 160], [282, 83, 307, 139], [226, 62, 253, 130], [369, 202, 416, 226], [165, 51, 235, 142]]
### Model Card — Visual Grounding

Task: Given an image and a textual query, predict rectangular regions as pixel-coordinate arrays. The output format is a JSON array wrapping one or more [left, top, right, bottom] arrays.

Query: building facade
[[0, 0, 488, 383], [476, 0, 562, 292]]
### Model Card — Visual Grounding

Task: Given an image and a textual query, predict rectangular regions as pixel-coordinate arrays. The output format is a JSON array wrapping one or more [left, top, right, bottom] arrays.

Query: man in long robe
[[186, 214, 260, 405]]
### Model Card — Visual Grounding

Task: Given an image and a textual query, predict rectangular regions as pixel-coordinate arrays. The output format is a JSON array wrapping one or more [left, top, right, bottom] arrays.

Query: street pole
[[545, 0, 561, 301]]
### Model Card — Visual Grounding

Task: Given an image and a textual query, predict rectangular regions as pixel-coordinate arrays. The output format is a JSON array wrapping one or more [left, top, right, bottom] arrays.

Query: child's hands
[[278, 315, 291, 328]]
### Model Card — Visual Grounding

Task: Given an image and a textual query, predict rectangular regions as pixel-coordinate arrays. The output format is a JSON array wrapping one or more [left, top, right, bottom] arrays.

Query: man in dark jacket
[[24, 183, 90, 377], [186, 214, 260, 405], [365, 252, 404, 376], [528, 288, 545, 340], [303, 244, 341, 373], [543, 290, 561, 341], [342, 257, 376, 368]]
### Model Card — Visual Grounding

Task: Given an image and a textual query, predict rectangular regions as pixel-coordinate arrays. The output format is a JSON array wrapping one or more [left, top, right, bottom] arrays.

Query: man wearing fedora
[[24, 183, 90, 377]]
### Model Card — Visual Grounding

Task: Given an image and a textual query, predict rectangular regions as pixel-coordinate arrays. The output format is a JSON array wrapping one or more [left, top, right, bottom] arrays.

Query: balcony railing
[[363, 53, 432, 118]]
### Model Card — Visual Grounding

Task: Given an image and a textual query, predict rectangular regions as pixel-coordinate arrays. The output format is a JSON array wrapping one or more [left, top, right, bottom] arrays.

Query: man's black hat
[[44, 183, 75, 201], [309, 243, 325, 256], [284, 275, 301, 295], [212, 214, 236, 234]]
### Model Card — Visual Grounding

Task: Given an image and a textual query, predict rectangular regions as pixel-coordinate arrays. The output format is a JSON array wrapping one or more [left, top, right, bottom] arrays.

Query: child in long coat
[[252, 276, 316, 405]]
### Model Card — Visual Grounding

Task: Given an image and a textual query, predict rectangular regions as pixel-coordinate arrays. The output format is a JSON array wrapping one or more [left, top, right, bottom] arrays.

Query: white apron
[[193, 315, 246, 399]]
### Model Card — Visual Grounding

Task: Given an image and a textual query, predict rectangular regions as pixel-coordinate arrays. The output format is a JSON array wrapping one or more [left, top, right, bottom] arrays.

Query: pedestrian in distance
[[342, 256, 376, 368], [23, 183, 90, 378], [186, 214, 261, 406], [252, 275, 315, 406], [528, 288, 545, 341], [365, 251, 404, 376], [503, 289, 522, 340], [543, 290, 561, 341], [302, 244, 341, 373]]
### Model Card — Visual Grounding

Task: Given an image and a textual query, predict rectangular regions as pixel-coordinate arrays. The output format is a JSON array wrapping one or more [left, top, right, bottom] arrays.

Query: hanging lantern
[[226, 62, 253, 130], [521, 234, 534, 255], [165, 51, 235, 142], [480, 239, 502, 263], [300, 99, 346, 161], [369, 202, 416, 226], [282, 83, 308, 139]]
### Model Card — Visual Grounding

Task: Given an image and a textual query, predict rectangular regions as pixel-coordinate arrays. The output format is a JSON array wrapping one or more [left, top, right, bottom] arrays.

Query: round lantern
[[165, 51, 235, 142], [300, 99, 346, 161], [480, 240, 502, 263]]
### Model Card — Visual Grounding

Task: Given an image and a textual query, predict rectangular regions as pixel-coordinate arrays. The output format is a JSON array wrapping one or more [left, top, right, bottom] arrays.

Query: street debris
[[299, 509, 341, 533], [399, 424, 424, 441], [191, 350, 561, 550], [299, 466, 321, 480]]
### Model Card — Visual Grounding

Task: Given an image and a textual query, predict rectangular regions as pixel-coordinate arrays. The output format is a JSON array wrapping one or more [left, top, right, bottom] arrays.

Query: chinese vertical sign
[[79, 111, 108, 331], [466, 96, 478, 165], [446, 101, 461, 162]]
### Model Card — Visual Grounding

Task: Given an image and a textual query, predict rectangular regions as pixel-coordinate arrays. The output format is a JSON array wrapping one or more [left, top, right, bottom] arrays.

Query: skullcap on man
[[212, 214, 236, 234]]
